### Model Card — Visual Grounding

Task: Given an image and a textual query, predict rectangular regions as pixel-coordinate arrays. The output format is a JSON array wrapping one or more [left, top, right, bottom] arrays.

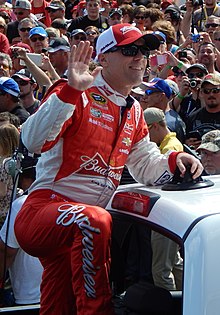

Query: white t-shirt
[[0, 195, 43, 305]]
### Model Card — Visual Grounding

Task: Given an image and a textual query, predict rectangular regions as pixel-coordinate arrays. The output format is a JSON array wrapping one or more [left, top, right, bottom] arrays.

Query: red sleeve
[[0, 33, 10, 54]]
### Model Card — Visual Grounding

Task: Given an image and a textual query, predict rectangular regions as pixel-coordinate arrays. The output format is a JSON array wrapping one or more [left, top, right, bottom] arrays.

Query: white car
[[107, 174, 220, 315]]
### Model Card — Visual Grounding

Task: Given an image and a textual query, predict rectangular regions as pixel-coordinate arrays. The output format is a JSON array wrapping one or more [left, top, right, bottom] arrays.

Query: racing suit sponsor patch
[[90, 93, 107, 105], [56, 203, 100, 298], [154, 170, 172, 185]]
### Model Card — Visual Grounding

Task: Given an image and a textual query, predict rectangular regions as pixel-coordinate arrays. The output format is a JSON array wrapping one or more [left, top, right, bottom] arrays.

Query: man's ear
[[98, 53, 108, 67]]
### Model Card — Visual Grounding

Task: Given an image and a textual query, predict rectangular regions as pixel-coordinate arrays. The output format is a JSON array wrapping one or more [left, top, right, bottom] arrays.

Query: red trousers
[[14, 189, 114, 315]]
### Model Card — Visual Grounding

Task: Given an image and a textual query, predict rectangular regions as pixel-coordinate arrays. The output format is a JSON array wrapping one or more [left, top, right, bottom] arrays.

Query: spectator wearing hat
[[70, 28, 87, 47], [171, 63, 208, 124], [0, 52, 12, 77], [18, 17, 37, 46], [144, 106, 183, 291], [144, 77, 186, 143], [186, 73, 220, 149], [197, 129, 220, 175], [12, 69, 40, 115], [45, 37, 70, 77], [108, 8, 123, 26], [0, 76, 29, 124], [45, 0, 67, 22], [164, 4, 185, 46], [29, 26, 49, 53], [68, 0, 109, 33], [7, 0, 32, 44]]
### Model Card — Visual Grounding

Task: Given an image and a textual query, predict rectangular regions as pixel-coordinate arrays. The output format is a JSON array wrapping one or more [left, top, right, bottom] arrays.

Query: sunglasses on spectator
[[86, 31, 97, 35], [14, 11, 25, 15], [188, 72, 205, 79], [0, 25, 5, 28], [106, 44, 150, 57], [173, 71, 185, 77], [14, 79, 30, 86], [205, 23, 219, 28], [202, 87, 220, 94], [30, 36, 45, 42], [47, 8, 59, 13], [214, 37, 220, 41], [134, 15, 145, 20], [72, 35, 87, 40], [19, 27, 32, 32], [145, 89, 161, 96]]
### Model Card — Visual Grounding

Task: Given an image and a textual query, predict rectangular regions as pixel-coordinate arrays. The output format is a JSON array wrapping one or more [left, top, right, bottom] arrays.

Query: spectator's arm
[[0, 238, 18, 281], [12, 47, 52, 88], [181, 0, 194, 38]]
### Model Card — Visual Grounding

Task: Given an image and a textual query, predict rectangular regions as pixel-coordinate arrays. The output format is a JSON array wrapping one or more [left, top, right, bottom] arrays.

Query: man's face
[[0, 57, 10, 77], [213, 31, 220, 51], [49, 50, 67, 67], [29, 35, 48, 53], [86, 0, 100, 20], [108, 13, 122, 26], [13, 8, 30, 21], [201, 82, 220, 111], [47, 8, 64, 21], [200, 149, 220, 174], [101, 39, 148, 95], [18, 21, 34, 42], [13, 78, 32, 98], [197, 44, 216, 67], [205, 17, 220, 36], [70, 33, 87, 47], [144, 90, 163, 108]]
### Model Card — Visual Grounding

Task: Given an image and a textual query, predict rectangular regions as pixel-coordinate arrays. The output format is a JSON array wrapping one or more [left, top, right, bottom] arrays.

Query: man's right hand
[[67, 41, 102, 91]]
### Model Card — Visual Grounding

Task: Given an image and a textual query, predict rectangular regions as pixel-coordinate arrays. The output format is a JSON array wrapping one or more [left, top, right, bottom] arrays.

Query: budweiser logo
[[74, 153, 123, 187]]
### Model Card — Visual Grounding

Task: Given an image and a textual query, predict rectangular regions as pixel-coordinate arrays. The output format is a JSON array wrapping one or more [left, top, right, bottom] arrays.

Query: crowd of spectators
[[0, 0, 220, 308]]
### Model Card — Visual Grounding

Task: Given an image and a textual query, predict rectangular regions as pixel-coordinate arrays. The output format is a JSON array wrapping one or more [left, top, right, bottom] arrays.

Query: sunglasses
[[205, 23, 219, 28], [135, 15, 145, 20], [19, 27, 32, 32], [188, 72, 204, 79], [72, 35, 86, 40], [47, 8, 59, 13], [214, 37, 220, 41], [107, 44, 150, 57], [86, 31, 97, 35], [202, 87, 220, 94], [173, 71, 185, 77], [0, 25, 5, 28], [145, 89, 161, 96], [30, 36, 45, 42], [14, 79, 30, 86], [14, 11, 25, 15]]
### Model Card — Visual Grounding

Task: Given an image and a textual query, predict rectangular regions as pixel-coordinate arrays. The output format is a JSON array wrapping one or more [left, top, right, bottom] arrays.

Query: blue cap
[[0, 77, 20, 97], [29, 27, 48, 38], [153, 31, 166, 43], [145, 78, 172, 99]]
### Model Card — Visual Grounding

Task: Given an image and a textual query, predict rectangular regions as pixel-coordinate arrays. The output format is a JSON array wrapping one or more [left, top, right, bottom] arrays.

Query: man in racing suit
[[14, 24, 203, 315]]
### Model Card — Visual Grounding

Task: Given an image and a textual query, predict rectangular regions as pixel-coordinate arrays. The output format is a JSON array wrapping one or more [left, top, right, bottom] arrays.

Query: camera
[[178, 51, 187, 59], [191, 33, 201, 43], [189, 79, 198, 88]]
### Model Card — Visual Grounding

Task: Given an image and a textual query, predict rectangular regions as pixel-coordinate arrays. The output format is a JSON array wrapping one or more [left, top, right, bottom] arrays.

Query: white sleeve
[[126, 135, 174, 186]]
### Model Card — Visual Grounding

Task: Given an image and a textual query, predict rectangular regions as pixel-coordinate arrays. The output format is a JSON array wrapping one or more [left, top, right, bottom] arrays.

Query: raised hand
[[67, 41, 102, 91]]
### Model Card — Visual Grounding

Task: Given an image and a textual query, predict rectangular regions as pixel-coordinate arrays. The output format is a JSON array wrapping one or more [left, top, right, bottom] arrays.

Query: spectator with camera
[[164, 4, 185, 46], [171, 63, 208, 123], [186, 73, 220, 149]]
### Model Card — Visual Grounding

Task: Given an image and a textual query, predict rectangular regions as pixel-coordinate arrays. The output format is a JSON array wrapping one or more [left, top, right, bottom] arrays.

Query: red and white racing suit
[[15, 73, 178, 315]]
